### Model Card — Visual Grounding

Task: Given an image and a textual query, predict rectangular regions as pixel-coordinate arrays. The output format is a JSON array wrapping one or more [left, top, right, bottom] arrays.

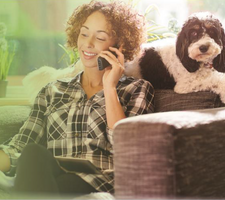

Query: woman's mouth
[[82, 51, 98, 59]]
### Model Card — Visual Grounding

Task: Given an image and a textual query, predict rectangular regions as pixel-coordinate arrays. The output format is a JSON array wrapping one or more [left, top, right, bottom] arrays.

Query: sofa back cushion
[[154, 89, 224, 112]]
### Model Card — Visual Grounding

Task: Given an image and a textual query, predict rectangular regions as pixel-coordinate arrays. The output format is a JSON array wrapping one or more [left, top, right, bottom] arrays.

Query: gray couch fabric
[[175, 120, 225, 197], [114, 123, 175, 199], [154, 90, 224, 112], [113, 107, 225, 199]]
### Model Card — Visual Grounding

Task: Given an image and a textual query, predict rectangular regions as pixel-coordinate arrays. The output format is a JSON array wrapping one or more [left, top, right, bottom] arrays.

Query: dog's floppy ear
[[176, 20, 200, 73], [213, 20, 225, 72]]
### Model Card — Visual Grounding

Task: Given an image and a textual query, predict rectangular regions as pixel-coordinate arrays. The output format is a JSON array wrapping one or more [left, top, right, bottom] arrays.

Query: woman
[[0, 0, 154, 197]]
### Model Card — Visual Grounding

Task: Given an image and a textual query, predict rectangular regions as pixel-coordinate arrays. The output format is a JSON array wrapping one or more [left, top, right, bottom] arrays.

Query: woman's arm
[[101, 46, 126, 128], [0, 85, 50, 175], [104, 87, 126, 129]]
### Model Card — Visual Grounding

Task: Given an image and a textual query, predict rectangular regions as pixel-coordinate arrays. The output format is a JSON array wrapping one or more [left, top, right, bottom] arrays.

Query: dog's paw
[[174, 83, 193, 94], [219, 93, 225, 104]]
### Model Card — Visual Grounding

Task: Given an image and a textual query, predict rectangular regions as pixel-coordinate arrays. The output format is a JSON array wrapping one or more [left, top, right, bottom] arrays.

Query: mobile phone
[[97, 48, 118, 71]]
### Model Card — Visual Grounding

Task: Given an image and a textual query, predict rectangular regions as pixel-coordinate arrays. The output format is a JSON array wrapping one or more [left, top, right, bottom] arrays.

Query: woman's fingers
[[99, 47, 124, 69], [109, 46, 124, 64], [118, 45, 123, 52], [98, 53, 121, 69], [101, 46, 125, 88]]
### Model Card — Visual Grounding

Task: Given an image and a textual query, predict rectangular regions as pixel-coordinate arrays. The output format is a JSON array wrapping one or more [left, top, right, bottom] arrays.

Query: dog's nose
[[199, 45, 209, 53]]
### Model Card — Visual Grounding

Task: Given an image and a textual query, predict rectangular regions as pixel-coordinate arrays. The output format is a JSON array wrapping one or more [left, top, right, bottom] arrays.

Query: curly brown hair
[[65, 0, 147, 61]]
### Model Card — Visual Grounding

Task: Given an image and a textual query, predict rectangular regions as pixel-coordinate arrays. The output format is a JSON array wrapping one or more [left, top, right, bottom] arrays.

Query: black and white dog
[[125, 12, 225, 103]]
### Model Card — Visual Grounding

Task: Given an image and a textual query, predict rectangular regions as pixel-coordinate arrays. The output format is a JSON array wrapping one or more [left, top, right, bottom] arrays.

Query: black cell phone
[[97, 49, 118, 71]]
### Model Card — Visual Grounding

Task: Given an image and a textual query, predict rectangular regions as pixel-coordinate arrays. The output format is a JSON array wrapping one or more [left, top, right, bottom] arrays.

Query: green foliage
[[147, 22, 171, 42], [58, 44, 80, 66], [0, 23, 15, 80]]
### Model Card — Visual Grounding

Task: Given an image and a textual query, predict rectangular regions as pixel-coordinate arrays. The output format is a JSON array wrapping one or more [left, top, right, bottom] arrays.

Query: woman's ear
[[176, 24, 200, 73]]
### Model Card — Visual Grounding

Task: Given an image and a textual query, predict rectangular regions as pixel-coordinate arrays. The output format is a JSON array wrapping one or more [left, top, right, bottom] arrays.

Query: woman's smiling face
[[77, 11, 116, 69]]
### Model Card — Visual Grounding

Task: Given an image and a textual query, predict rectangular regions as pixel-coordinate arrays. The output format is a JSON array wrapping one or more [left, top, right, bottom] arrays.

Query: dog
[[125, 12, 225, 103]]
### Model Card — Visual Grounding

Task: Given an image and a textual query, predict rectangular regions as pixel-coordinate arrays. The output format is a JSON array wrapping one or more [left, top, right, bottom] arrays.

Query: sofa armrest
[[113, 107, 225, 198], [174, 120, 225, 197], [114, 121, 176, 199]]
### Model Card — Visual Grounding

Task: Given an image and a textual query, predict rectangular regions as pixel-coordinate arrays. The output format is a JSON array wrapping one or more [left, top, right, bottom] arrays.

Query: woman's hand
[[100, 46, 126, 129], [99, 46, 124, 89]]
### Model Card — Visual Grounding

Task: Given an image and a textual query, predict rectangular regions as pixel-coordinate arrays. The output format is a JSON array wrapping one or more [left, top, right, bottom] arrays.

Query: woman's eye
[[97, 38, 106, 41], [82, 33, 88, 37]]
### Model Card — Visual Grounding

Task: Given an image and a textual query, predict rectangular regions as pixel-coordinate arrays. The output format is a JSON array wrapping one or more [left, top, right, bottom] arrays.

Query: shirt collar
[[57, 71, 83, 86]]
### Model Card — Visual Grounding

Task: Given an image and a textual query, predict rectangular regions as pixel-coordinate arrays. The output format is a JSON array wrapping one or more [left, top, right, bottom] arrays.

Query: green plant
[[144, 4, 177, 42], [58, 44, 79, 66], [0, 23, 15, 80]]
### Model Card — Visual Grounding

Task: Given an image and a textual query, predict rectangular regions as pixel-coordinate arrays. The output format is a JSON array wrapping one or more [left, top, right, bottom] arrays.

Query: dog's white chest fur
[[174, 65, 225, 103]]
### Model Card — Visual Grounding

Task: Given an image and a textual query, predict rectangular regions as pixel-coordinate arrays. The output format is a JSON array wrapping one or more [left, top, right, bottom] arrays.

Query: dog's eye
[[190, 30, 198, 38], [208, 29, 216, 36]]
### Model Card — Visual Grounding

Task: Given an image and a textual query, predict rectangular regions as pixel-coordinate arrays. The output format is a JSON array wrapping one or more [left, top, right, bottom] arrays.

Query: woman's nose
[[86, 37, 94, 48]]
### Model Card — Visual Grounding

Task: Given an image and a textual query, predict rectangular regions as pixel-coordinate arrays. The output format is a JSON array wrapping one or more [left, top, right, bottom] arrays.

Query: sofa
[[0, 89, 225, 199], [113, 90, 225, 199]]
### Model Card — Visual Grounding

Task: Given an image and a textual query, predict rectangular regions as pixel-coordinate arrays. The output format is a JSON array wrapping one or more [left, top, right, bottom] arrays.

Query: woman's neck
[[82, 68, 104, 88], [81, 68, 104, 99]]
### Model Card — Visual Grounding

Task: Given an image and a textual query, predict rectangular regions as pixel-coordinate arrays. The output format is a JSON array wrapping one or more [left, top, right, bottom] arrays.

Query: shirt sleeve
[[106, 126, 114, 146], [106, 79, 154, 145], [0, 85, 50, 176], [125, 79, 154, 117]]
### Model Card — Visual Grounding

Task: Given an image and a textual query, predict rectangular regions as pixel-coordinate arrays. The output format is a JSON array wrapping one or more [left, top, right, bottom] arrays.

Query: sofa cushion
[[0, 106, 31, 144], [154, 90, 225, 112]]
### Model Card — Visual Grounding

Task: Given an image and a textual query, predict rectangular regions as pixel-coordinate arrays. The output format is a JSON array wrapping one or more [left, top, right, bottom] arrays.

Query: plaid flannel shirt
[[1, 72, 154, 193]]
